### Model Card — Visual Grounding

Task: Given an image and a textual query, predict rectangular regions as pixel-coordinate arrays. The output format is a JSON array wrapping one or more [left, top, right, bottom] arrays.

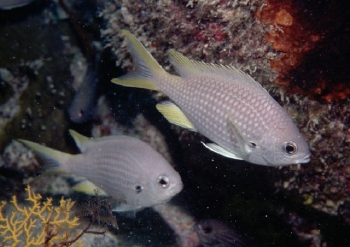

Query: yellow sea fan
[[0, 185, 84, 247]]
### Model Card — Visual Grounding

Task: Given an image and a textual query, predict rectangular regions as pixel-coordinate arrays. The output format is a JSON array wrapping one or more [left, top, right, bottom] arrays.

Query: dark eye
[[157, 175, 169, 188], [201, 225, 213, 234], [249, 142, 257, 148], [135, 185, 143, 194], [283, 141, 297, 155]]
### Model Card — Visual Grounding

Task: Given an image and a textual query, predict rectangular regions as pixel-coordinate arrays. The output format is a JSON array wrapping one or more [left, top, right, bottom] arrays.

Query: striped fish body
[[19, 130, 183, 212], [112, 30, 311, 167], [156, 73, 285, 160], [70, 136, 182, 210]]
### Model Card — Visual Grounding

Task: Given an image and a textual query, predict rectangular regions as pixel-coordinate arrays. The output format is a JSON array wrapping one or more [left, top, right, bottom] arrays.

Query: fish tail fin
[[111, 30, 165, 91], [18, 139, 72, 174]]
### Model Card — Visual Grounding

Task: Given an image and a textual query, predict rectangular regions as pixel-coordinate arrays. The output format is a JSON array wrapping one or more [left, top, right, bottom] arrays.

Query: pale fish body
[[111, 30, 311, 166], [19, 130, 183, 212]]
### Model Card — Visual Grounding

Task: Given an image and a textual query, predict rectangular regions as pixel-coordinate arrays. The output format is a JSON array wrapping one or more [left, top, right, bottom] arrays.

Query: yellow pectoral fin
[[156, 102, 197, 131]]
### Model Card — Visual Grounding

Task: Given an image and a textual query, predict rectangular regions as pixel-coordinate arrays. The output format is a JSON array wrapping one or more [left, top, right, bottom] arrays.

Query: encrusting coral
[[0, 185, 84, 247]]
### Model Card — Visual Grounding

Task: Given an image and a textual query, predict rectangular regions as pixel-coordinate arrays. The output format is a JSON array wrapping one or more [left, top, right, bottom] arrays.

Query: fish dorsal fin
[[72, 180, 108, 196], [156, 101, 197, 131], [69, 129, 93, 153], [168, 50, 266, 91]]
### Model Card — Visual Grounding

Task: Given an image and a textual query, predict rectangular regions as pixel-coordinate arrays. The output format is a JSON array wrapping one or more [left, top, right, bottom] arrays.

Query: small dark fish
[[194, 219, 251, 247], [68, 68, 97, 123]]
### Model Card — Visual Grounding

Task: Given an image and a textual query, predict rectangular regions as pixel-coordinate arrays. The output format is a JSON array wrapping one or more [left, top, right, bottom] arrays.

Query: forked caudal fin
[[111, 30, 166, 91], [18, 139, 72, 174]]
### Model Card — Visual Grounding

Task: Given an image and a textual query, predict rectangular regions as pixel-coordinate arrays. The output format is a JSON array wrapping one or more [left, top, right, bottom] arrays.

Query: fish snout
[[296, 154, 311, 164], [171, 181, 184, 195], [157, 181, 183, 204]]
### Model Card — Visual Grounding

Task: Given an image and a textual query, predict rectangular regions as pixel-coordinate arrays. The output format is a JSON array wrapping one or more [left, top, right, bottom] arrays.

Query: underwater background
[[0, 0, 349, 246]]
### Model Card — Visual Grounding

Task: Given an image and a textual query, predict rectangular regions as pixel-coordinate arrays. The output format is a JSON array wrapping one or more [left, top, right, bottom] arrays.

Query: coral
[[75, 189, 119, 230], [153, 203, 200, 247], [256, 0, 319, 87], [272, 95, 350, 221], [285, 212, 323, 247], [256, 0, 350, 102], [0, 16, 77, 153], [0, 185, 83, 247], [101, 0, 277, 86], [69, 50, 88, 92], [2, 140, 40, 172], [0, 68, 31, 150]]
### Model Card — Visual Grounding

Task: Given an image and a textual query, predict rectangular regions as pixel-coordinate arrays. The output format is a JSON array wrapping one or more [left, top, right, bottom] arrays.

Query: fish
[[0, 0, 34, 9], [61, 0, 99, 124], [111, 30, 311, 167], [194, 219, 251, 247], [68, 68, 98, 123], [18, 130, 183, 212]]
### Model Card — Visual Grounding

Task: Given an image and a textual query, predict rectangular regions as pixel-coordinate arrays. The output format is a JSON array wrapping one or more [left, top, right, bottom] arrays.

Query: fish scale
[[112, 30, 311, 166], [74, 140, 167, 192], [19, 130, 183, 212], [160, 76, 271, 155]]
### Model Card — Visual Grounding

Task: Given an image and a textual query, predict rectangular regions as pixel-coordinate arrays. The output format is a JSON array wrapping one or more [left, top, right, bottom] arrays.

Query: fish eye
[[79, 110, 84, 117], [249, 142, 257, 148], [202, 226, 213, 234], [157, 175, 170, 188], [283, 141, 297, 155], [135, 185, 143, 194]]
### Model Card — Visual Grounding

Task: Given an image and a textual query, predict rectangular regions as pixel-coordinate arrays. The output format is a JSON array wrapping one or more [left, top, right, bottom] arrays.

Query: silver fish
[[19, 130, 183, 212], [111, 30, 311, 166], [194, 219, 250, 247]]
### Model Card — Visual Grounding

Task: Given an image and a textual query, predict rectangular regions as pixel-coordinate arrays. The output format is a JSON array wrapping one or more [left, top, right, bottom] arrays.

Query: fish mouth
[[163, 182, 183, 200], [172, 182, 184, 194], [296, 154, 311, 164]]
